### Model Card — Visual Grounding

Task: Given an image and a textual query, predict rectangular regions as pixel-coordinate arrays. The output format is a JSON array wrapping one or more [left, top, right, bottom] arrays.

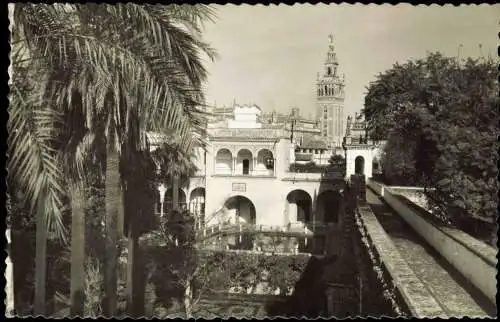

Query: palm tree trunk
[[103, 150, 121, 317], [173, 176, 179, 211], [34, 200, 47, 315], [184, 278, 193, 319], [124, 176, 138, 317], [125, 211, 143, 317], [34, 187, 49, 315], [6, 228, 14, 317], [70, 184, 85, 316]]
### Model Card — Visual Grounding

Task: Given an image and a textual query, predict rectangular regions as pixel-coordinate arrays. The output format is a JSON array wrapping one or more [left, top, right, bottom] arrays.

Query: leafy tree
[[364, 52, 498, 242], [328, 154, 345, 166]]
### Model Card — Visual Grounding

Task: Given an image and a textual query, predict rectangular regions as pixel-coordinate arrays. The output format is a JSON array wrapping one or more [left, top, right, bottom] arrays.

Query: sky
[[200, 3, 499, 119]]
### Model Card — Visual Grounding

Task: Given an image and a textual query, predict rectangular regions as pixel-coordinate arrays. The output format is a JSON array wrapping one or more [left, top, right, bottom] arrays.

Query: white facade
[[342, 113, 386, 179], [152, 104, 346, 231], [228, 104, 262, 129], [344, 147, 375, 178]]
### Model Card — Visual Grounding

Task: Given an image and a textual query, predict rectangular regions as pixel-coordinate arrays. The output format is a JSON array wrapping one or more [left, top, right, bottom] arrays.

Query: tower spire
[[316, 33, 345, 147]]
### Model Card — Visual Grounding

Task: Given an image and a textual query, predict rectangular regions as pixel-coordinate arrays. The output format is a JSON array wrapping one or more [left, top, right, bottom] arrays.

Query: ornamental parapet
[[208, 128, 288, 141]]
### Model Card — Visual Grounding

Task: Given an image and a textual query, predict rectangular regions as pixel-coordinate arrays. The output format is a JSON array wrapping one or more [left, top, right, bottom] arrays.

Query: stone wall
[[367, 181, 497, 305], [355, 205, 446, 318]]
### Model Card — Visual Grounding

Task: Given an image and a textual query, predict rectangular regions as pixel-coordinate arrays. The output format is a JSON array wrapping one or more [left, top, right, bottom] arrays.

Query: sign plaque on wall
[[232, 183, 246, 192]]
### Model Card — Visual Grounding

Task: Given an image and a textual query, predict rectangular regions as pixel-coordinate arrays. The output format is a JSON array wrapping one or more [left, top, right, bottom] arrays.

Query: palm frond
[[10, 3, 217, 241], [8, 83, 68, 242]]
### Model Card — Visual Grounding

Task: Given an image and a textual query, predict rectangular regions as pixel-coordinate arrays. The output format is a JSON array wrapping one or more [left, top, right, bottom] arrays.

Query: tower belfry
[[316, 34, 345, 148]]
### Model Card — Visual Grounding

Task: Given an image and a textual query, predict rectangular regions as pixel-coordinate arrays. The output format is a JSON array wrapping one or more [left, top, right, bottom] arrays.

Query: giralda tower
[[316, 34, 345, 148]]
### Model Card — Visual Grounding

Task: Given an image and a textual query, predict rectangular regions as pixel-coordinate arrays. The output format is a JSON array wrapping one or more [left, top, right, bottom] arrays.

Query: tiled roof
[[261, 123, 286, 130]]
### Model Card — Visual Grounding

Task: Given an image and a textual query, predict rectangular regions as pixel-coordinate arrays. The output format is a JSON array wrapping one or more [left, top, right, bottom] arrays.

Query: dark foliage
[[364, 53, 498, 239]]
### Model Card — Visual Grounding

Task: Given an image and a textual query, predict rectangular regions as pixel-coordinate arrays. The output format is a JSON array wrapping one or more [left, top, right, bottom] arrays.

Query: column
[[232, 157, 236, 175], [158, 184, 166, 217], [172, 177, 179, 211], [289, 202, 297, 223], [253, 156, 257, 175]]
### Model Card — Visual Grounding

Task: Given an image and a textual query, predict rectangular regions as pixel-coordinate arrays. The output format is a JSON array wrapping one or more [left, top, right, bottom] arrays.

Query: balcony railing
[[214, 166, 276, 177], [197, 222, 337, 255]]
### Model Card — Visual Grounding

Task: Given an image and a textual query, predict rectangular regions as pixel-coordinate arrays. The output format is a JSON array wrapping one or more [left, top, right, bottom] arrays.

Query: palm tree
[[148, 136, 201, 318], [10, 3, 216, 316], [151, 133, 200, 210], [9, 41, 68, 316], [118, 132, 200, 317]]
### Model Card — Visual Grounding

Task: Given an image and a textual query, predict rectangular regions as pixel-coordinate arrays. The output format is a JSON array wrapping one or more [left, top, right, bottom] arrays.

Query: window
[[327, 67, 332, 75], [265, 158, 274, 170], [242, 159, 250, 175]]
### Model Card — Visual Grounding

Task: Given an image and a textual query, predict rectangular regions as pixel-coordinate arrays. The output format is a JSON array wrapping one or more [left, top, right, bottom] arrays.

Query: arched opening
[[165, 188, 187, 211], [242, 160, 250, 175], [256, 149, 274, 176], [316, 190, 342, 224], [236, 149, 253, 175], [224, 196, 257, 250], [189, 187, 206, 228], [286, 190, 312, 224], [355, 156, 365, 175], [224, 195, 256, 225], [215, 149, 233, 175]]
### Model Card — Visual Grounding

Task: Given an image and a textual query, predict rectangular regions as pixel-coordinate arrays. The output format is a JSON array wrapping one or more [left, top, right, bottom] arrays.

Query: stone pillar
[[158, 184, 166, 217], [172, 177, 179, 211], [232, 157, 236, 175], [253, 156, 257, 175], [289, 202, 297, 223]]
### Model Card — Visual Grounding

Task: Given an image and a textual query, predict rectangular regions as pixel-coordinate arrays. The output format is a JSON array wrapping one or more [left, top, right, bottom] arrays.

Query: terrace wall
[[367, 181, 497, 305]]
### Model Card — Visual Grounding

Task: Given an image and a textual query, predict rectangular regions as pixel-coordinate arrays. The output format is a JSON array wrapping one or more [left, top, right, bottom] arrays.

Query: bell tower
[[316, 34, 345, 148]]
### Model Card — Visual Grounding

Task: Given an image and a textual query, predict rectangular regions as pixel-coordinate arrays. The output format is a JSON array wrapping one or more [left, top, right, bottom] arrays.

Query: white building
[[152, 104, 346, 237], [342, 112, 386, 179]]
